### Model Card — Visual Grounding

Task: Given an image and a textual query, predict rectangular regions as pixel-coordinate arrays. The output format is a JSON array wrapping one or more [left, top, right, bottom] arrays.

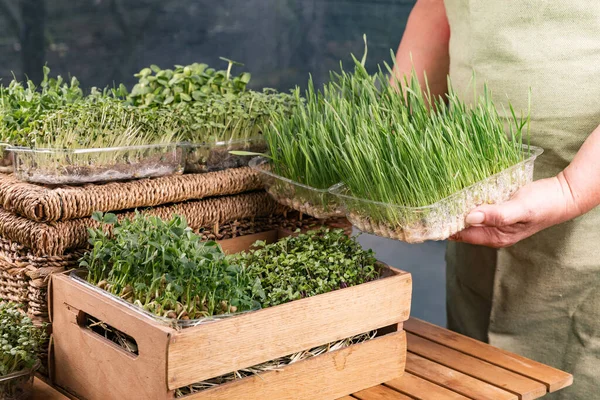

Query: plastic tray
[[183, 137, 267, 173], [70, 270, 259, 330], [329, 145, 543, 243], [8, 144, 184, 185], [0, 143, 13, 174], [0, 361, 39, 400], [249, 156, 344, 220]]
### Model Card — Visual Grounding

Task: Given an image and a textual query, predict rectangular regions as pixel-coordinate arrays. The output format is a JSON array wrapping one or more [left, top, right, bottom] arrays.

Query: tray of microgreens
[[127, 60, 296, 173], [0, 301, 46, 400], [326, 60, 542, 242], [0, 66, 84, 173], [0, 61, 296, 183], [7, 95, 186, 185], [76, 212, 379, 329], [252, 38, 543, 241]]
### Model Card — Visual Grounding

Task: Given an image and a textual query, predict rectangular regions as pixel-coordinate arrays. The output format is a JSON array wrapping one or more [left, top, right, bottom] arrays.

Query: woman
[[393, 1, 600, 398]]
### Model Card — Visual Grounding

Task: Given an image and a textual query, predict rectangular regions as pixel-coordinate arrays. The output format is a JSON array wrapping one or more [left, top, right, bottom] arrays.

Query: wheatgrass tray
[[330, 145, 543, 243]]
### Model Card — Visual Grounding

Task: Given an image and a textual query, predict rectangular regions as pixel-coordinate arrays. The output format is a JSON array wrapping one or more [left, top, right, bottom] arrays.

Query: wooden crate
[[49, 230, 412, 400]]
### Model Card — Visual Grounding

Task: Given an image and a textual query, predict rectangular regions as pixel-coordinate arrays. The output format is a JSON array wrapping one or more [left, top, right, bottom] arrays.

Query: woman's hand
[[450, 173, 582, 248]]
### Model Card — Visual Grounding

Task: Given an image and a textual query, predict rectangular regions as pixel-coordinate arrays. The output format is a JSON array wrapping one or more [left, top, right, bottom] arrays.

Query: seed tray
[[183, 137, 267, 173], [249, 157, 343, 219], [8, 144, 184, 185], [330, 146, 543, 243], [0, 144, 13, 174], [0, 361, 39, 400]]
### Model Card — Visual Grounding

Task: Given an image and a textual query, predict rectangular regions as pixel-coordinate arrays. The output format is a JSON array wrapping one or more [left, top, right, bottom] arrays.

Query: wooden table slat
[[386, 372, 470, 400], [407, 332, 547, 400], [405, 318, 573, 392], [353, 385, 414, 400], [33, 378, 69, 400], [406, 352, 518, 400]]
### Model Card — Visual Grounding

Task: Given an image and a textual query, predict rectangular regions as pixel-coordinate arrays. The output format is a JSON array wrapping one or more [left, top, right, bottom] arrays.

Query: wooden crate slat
[[51, 274, 173, 400], [385, 372, 470, 400], [353, 385, 413, 400], [184, 331, 406, 400], [404, 318, 573, 392], [406, 352, 518, 400], [407, 333, 546, 400], [218, 230, 279, 254], [168, 270, 412, 388]]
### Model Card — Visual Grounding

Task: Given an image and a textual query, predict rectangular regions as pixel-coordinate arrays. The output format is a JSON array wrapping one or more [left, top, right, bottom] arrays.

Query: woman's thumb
[[465, 201, 523, 227]]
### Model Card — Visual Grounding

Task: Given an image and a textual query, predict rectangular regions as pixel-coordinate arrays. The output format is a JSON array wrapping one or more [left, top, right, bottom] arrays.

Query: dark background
[[0, 0, 414, 91], [0, 0, 447, 327]]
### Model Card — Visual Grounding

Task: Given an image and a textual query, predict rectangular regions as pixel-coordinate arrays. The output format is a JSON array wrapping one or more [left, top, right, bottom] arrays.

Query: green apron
[[444, 2, 600, 398]]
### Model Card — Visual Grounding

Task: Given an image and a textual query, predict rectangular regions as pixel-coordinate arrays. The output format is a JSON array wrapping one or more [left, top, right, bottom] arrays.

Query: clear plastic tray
[[183, 137, 267, 173], [0, 143, 13, 173], [8, 143, 184, 185], [70, 270, 259, 330], [249, 156, 344, 220], [0, 361, 39, 400], [329, 145, 543, 243]]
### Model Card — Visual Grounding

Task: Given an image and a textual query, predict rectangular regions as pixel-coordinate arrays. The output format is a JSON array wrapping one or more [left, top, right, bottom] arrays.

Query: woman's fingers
[[465, 199, 529, 228]]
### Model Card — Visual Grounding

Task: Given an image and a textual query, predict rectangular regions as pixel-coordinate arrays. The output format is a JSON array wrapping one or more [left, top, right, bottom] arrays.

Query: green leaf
[[240, 72, 251, 84], [102, 213, 118, 225], [191, 91, 204, 101], [138, 67, 152, 77], [91, 211, 104, 222]]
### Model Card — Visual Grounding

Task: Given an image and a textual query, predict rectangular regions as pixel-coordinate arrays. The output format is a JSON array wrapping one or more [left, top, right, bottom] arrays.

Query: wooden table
[[34, 318, 572, 400], [349, 318, 572, 400]]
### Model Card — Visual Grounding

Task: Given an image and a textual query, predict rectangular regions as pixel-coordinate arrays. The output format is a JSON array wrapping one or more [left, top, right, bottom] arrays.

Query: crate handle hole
[[78, 312, 139, 357]]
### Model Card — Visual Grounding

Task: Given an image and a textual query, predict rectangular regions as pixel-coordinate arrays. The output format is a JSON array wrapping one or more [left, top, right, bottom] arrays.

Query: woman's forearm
[[560, 124, 600, 218], [451, 125, 600, 248], [392, 0, 451, 98]]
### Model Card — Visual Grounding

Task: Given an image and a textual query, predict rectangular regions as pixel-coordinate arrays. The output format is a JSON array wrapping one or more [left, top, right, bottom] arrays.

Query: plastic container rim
[[249, 156, 337, 195], [7, 143, 181, 155], [181, 135, 265, 149], [0, 360, 40, 382], [69, 270, 261, 328], [329, 144, 544, 211]]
